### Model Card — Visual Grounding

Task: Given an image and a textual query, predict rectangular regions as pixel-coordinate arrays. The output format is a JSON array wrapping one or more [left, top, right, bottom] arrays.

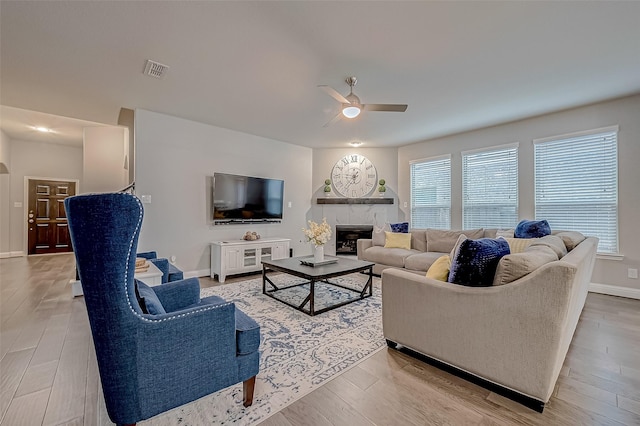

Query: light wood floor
[[1, 254, 640, 425]]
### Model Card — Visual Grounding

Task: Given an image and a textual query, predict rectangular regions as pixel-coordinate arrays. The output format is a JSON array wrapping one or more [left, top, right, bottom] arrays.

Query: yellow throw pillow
[[501, 237, 534, 254], [384, 231, 412, 250], [426, 255, 451, 281]]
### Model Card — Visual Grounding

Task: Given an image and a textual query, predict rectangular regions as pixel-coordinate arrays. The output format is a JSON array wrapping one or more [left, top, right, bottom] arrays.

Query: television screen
[[212, 173, 284, 223]]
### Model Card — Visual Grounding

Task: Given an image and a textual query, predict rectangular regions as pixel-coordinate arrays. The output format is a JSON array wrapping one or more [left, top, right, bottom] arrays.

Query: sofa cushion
[[450, 233, 468, 259], [496, 229, 515, 238], [405, 251, 448, 272], [409, 229, 428, 252], [493, 245, 559, 285], [448, 238, 510, 287], [499, 237, 535, 254], [384, 232, 412, 249], [515, 219, 551, 238], [427, 228, 484, 253], [362, 246, 418, 268], [529, 235, 568, 259], [389, 222, 409, 233], [372, 223, 390, 246], [555, 231, 586, 251], [135, 279, 166, 315], [425, 255, 451, 281]]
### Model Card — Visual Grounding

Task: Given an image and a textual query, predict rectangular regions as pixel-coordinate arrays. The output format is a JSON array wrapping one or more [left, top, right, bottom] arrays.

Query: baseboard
[[589, 282, 640, 300], [0, 251, 24, 258], [186, 269, 211, 278]]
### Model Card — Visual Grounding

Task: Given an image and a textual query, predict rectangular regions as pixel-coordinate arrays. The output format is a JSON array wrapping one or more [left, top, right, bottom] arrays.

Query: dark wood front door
[[27, 179, 76, 255]]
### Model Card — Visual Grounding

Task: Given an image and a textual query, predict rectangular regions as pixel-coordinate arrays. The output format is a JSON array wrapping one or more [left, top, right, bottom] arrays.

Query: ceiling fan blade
[[364, 104, 408, 112], [322, 112, 342, 128], [318, 85, 350, 104]]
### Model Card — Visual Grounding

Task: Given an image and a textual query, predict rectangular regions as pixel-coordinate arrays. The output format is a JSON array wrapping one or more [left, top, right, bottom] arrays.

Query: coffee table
[[261, 256, 375, 316]]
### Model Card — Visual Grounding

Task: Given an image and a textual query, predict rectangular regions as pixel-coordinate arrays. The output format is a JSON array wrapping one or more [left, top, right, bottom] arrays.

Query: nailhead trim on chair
[[121, 193, 231, 323]]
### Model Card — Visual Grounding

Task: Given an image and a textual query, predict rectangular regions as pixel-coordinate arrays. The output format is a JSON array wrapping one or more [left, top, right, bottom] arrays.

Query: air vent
[[143, 60, 169, 79]]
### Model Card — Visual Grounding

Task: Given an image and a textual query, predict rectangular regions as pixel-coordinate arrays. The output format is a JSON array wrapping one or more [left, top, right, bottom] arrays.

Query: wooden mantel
[[316, 197, 394, 205]]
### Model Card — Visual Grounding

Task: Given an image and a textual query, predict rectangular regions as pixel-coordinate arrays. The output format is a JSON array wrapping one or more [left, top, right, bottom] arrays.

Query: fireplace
[[335, 225, 373, 255]]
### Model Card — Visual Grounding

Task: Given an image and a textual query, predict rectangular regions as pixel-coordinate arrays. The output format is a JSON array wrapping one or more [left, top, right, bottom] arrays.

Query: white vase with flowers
[[302, 218, 332, 262]]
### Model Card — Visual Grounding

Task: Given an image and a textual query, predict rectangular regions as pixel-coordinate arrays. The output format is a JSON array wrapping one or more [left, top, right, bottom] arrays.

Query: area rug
[[99, 273, 385, 425]]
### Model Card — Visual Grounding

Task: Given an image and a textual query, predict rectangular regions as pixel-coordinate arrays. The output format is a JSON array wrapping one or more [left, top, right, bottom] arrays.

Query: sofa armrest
[[137, 251, 158, 260], [357, 239, 373, 260], [152, 277, 201, 311]]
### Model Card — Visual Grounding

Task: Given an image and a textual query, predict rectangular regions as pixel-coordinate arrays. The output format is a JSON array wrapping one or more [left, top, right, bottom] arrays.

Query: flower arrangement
[[302, 218, 332, 246]]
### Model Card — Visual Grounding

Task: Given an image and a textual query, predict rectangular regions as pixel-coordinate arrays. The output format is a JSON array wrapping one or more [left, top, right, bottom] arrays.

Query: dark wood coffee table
[[261, 256, 374, 316]]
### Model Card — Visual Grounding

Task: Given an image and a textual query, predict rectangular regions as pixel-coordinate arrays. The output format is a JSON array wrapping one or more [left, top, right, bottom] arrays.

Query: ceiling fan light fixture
[[342, 105, 361, 118]]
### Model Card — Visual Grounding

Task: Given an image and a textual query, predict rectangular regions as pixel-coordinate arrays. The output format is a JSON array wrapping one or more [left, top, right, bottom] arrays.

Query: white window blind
[[462, 144, 519, 229], [534, 127, 618, 254], [410, 156, 451, 229]]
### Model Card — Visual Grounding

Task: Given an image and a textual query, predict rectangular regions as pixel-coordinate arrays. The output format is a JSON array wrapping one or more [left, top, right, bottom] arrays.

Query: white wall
[[134, 109, 313, 276], [398, 94, 640, 291], [8, 139, 83, 255], [0, 130, 11, 256], [82, 127, 128, 193]]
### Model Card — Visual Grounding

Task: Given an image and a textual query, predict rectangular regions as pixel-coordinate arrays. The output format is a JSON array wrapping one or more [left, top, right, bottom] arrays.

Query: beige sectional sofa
[[358, 228, 598, 411]]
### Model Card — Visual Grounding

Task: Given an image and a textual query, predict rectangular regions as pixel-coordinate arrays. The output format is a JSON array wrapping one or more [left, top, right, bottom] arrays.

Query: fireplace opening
[[336, 225, 373, 255]]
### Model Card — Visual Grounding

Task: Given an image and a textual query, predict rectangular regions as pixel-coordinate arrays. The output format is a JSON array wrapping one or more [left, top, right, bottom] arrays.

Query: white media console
[[210, 237, 290, 283]]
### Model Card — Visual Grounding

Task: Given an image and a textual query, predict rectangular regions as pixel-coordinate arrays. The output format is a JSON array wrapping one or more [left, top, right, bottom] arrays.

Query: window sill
[[596, 253, 624, 261]]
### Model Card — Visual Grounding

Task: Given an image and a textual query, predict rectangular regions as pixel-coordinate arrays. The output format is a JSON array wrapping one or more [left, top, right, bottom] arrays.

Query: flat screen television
[[212, 172, 284, 224]]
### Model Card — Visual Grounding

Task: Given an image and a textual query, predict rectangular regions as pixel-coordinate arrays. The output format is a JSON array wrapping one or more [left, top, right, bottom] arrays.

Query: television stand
[[210, 237, 290, 283]]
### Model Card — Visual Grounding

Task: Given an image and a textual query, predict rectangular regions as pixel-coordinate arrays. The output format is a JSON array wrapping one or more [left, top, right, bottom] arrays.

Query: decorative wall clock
[[331, 154, 377, 198]]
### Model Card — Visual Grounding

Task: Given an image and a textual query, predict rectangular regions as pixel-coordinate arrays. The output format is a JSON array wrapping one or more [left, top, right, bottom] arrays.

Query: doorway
[[27, 178, 77, 255]]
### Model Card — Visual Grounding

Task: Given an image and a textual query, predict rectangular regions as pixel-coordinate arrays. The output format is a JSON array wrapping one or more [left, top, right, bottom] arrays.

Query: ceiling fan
[[318, 76, 408, 127]]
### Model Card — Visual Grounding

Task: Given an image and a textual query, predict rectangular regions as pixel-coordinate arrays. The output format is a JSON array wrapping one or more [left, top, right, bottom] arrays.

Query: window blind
[[462, 144, 518, 229], [534, 127, 618, 254], [410, 156, 451, 229]]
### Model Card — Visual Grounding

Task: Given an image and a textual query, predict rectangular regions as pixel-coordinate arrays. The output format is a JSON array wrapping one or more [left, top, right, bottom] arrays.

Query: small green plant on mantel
[[377, 179, 387, 195], [324, 179, 332, 195]]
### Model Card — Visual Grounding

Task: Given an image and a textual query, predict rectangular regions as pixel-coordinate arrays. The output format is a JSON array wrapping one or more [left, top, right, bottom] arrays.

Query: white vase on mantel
[[313, 245, 324, 263]]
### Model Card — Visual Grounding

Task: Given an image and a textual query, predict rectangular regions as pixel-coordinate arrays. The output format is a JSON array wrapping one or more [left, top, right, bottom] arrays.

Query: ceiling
[[2, 1, 640, 149], [0, 105, 107, 147]]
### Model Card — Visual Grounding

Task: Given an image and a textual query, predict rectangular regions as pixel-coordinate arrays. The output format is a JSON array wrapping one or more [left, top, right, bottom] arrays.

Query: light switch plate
[[141, 195, 152, 204]]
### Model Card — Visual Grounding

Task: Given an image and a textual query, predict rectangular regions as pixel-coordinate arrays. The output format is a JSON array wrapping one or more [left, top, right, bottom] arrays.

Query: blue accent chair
[[65, 193, 260, 426], [136, 251, 184, 283]]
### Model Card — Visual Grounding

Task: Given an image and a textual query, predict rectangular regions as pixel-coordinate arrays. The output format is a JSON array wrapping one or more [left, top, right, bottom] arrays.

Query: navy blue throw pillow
[[448, 238, 510, 287], [515, 219, 551, 238], [389, 222, 409, 233], [135, 279, 166, 315]]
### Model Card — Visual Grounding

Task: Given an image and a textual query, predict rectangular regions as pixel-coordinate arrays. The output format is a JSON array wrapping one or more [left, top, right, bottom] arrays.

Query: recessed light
[[34, 126, 51, 133], [349, 140, 363, 147]]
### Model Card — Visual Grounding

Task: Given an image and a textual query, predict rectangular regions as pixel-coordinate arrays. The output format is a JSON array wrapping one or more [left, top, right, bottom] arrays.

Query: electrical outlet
[[403, 202, 408, 208], [628, 268, 638, 279], [140, 195, 152, 204]]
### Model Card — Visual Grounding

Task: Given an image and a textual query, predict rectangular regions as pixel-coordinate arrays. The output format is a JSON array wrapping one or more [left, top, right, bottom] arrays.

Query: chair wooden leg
[[243, 376, 256, 407]]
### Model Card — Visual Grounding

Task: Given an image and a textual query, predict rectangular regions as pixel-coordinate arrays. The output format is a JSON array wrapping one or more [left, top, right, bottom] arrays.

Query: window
[[534, 126, 618, 254], [462, 144, 519, 229], [410, 155, 451, 229]]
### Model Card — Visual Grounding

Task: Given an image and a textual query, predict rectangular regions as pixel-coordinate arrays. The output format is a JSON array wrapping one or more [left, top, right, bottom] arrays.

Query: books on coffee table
[[299, 255, 339, 267]]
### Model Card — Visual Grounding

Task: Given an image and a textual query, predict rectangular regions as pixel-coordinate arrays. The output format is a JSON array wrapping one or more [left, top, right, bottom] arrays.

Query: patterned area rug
[[99, 273, 384, 425]]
